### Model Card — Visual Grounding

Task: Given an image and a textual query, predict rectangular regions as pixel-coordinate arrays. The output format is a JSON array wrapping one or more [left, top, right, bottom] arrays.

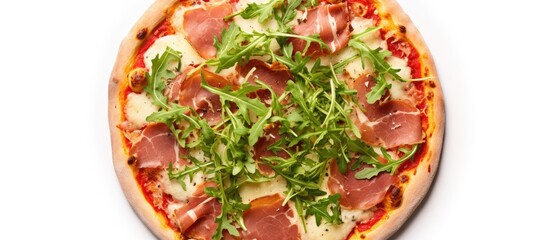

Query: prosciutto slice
[[235, 194, 299, 240], [179, 69, 234, 125], [183, 4, 232, 59], [237, 59, 292, 101], [291, 3, 350, 56], [327, 160, 393, 210], [353, 75, 422, 148], [129, 123, 180, 168], [175, 182, 221, 240], [253, 124, 290, 174]]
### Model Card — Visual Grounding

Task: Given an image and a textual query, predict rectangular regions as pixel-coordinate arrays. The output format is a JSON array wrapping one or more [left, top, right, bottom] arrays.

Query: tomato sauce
[[356, 208, 386, 232], [133, 21, 175, 68]]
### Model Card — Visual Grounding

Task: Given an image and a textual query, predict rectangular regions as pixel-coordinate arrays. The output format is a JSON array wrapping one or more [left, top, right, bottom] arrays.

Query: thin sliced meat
[[175, 182, 221, 240], [165, 68, 191, 103], [179, 69, 234, 125], [327, 160, 393, 210], [237, 60, 292, 102], [353, 75, 422, 148], [237, 194, 299, 240], [291, 3, 350, 56], [253, 124, 290, 174], [129, 123, 180, 168], [183, 4, 232, 59]]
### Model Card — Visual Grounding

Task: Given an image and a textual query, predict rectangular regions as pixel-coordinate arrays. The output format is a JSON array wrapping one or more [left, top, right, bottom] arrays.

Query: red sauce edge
[[123, 21, 178, 232], [358, 208, 387, 232], [353, 3, 428, 234]]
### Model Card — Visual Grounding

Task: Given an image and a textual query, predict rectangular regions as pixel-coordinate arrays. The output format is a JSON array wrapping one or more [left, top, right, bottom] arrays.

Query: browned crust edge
[[352, 0, 445, 239], [108, 0, 180, 239]]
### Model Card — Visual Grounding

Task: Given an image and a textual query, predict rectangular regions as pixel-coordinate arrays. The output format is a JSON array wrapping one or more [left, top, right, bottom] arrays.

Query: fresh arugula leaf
[[349, 28, 406, 104], [249, 108, 272, 146], [201, 79, 269, 117], [306, 194, 343, 226], [241, 0, 283, 23], [355, 145, 418, 179], [143, 47, 182, 109]]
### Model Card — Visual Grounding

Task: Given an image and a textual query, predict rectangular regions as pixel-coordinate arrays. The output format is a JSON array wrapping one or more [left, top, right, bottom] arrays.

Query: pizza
[[108, 0, 444, 239]]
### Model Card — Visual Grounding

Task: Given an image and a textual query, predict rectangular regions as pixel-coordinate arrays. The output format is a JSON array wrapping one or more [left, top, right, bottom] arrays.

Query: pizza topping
[[237, 194, 299, 240], [174, 182, 221, 239], [353, 75, 422, 148], [129, 123, 180, 168], [128, 68, 147, 93], [237, 59, 292, 101], [291, 2, 350, 55], [252, 124, 290, 174], [327, 159, 392, 210], [179, 69, 235, 125], [183, 3, 233, 59], [124, 92, 159, 130], [164, 68, 189, 103]]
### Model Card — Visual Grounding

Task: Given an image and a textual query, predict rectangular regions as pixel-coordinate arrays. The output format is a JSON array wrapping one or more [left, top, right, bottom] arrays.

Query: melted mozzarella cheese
[[239, 176, 287, 204], [350, 18, 386, 50], [300, 209, 372, 240], [386, 56, 413, 101], [125, 92, 159, 129], [144, 33, 205, 70], [234, 0, 279, 34], [161, 170, 205, 202]]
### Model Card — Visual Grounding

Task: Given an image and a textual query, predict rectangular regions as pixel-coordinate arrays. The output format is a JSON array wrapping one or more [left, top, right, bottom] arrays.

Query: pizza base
[[108, 0, 445, 239], [349, 0, 445, 239], [109, 0, 181, 239]]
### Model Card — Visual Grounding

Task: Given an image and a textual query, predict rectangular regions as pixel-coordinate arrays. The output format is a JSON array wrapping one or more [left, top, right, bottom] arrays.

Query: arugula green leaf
[[355, 145, 419, 179], [306, 194, 343, 226], [249, 108, 272, 146], [349, 28, 406, 104], [201, 79, 269, 117], [143, 47, 182, 109], [241, 0, 283, 23]]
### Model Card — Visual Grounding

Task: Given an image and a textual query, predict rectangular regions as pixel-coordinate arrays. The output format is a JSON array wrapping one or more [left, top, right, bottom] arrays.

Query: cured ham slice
[[327, 160, 393, 210], [179, 69, 234, 125], [129, 123, 180, 168], [353, 75, 422, 148], [164, 68, 191, 103], [291, 3, 350, 56], [253, 124, 290, 174], [237, 59, 292, 101], [183, 4, 232, 59], [236, 194, 299, 240], [175, 182, 221, 240]]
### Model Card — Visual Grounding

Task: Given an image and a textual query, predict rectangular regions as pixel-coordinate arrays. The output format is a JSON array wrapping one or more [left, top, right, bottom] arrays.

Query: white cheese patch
[[238, 176, 287, 204], [350, 18, 386, 50], [300, 209, 371, 240], [160, 170, 205, 202], [125, 92, 159, 129], [144, 33, 205, 71], [170, 5, 187, 33], [234, 0, 279, 34], [386, 56, 412, 101]]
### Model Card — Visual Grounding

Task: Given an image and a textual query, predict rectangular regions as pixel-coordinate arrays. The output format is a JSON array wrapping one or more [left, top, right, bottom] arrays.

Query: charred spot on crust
[[127, 156, 136, 165], [400, 174, 409, 183], [428, 164, 431, 173], [360, 234, 366, 239], [389, 185, 403, 208], [136, 28, 148, 40], [429, 81, 436, 88], [398, 25, 406, 34]]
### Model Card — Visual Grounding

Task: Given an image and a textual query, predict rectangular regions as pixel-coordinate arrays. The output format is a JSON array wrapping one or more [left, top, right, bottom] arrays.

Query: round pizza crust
[[108, 0, 445, 239]]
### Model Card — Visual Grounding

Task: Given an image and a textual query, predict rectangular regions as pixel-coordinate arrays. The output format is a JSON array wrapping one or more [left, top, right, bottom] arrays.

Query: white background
[[0, 0, 548, 239]]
